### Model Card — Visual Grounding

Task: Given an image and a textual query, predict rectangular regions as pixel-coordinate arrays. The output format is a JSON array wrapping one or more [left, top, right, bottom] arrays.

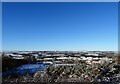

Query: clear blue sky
[[2, 2, 118, 51]]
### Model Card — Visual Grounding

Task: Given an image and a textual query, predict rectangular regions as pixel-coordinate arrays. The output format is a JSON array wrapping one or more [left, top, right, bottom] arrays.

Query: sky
[[2, 2, 118, 51]]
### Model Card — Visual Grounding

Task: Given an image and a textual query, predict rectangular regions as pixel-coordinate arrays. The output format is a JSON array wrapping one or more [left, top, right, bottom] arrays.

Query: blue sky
[[2, 2, 118, 51]]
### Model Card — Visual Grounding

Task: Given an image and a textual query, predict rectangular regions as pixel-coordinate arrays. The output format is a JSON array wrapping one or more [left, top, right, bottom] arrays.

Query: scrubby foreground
[[3, 61, 120, 83]]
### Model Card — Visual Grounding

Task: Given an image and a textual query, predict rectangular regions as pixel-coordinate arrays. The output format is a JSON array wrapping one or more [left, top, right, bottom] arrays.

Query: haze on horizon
[[2, 2, 118, 51]]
